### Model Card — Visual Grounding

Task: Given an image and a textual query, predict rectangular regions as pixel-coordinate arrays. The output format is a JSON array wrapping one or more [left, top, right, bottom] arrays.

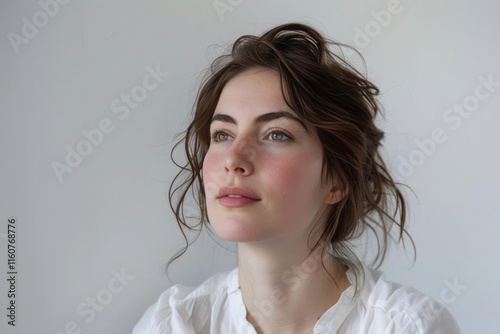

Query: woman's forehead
[[214, 69, 296, 118]]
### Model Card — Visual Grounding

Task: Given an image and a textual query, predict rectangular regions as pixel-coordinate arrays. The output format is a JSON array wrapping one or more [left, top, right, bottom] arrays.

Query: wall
[[0, 0, 498, 333]]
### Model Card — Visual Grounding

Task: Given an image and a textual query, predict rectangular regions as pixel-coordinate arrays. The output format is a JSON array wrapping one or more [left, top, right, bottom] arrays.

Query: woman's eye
[[268, 130, 290, 141], [211, 131, 231, 142], [211, 129, 291, 142]]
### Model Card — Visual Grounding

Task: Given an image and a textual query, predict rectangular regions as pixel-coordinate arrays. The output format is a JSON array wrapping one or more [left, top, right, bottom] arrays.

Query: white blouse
[[133, 264, 461, 333]]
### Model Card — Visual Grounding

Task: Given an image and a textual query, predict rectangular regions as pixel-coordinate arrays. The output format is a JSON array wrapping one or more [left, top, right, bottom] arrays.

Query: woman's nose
[[224, 136, 255, 175]]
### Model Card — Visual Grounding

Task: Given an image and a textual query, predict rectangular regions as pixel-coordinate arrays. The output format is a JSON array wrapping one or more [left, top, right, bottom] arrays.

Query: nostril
[[224, 155, 251, 174], [234, 166, 246, 173], [225, 165, 245, 173]]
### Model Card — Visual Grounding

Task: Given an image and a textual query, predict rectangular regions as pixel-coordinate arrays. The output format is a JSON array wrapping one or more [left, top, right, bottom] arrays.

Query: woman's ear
[[324, 179, 348, 205]]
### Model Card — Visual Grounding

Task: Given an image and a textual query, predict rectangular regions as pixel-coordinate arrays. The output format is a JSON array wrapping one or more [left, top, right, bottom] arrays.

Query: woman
[[134, 23, 461, 333]]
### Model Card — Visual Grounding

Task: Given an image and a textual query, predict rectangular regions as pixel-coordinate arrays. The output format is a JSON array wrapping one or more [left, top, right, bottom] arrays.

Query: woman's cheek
[[267, 157, 308, 192], [202, 153, 221, 198]]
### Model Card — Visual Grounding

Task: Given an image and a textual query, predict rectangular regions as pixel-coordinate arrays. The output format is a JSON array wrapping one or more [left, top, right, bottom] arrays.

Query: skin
[[202, 68, 350, 334]]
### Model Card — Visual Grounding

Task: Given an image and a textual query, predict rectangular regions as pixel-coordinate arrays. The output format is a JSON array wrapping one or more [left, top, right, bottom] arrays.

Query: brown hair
[[167, 22, 414, 287]]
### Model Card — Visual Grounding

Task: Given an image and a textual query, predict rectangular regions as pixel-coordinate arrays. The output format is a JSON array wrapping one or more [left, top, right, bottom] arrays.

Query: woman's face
[[202, 68, 342, 244]]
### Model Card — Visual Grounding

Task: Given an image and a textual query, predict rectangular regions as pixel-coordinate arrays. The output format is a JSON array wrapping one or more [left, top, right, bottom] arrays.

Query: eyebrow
[[211, 111, 307, 130]]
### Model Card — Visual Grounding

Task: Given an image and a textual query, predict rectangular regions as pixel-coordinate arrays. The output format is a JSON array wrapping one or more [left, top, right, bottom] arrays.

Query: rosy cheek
[[202, 154, 217, 193], [274, 152, 323, 198], [266, 156, 307, 189], [203, 152, 230, 199], [203, 149, 219, 173]]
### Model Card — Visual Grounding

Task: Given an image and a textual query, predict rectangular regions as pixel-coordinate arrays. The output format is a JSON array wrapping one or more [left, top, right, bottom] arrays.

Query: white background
[[1, 0, 498, 333]]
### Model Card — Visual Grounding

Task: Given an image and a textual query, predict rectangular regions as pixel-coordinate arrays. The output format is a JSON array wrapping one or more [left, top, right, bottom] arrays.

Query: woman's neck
[[237, 242, 351, 334]]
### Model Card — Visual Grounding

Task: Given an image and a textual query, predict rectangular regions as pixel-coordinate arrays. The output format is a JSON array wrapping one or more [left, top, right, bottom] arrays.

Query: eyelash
[[210, 128, 292, 143]]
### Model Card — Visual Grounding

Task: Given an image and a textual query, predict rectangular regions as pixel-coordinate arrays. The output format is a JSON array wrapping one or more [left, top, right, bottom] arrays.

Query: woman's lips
[[216, 187, 261, 207], [217, 195, 260, 207]]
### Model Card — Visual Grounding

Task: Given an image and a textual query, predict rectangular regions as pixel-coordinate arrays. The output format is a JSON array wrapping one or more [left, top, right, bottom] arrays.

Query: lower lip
[[217, 196, 260, 207]]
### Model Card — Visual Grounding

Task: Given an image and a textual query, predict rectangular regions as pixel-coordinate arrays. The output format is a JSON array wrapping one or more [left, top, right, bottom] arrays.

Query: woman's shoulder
[[346, 265, 461, 333], [133, 268, 238, 334]]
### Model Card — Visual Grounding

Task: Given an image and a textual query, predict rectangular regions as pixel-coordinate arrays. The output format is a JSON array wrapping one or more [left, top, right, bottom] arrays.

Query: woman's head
[[202, 67, 344, 246], [169, 22, 412, 277]]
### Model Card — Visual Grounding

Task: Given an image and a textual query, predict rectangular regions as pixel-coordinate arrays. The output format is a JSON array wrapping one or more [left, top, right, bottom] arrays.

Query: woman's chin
[[211, 221, 267, 243]]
